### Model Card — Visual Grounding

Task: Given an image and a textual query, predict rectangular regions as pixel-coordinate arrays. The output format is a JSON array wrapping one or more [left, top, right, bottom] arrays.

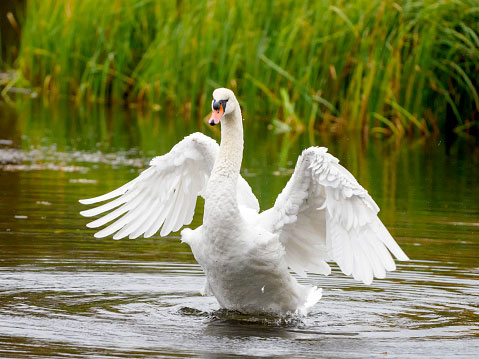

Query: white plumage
[[80, 88, 408, 315]]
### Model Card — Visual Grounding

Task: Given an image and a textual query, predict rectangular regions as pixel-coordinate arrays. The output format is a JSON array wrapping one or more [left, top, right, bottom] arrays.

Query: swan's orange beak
[[209, 104, 224, 126]]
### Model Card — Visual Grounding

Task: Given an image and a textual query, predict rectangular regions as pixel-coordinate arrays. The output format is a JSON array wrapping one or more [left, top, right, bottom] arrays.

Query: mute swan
[[80, 88, 409, 315]]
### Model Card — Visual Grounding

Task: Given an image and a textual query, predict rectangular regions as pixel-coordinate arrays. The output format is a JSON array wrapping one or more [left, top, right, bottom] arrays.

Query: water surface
[[0, 100, 478, 358]]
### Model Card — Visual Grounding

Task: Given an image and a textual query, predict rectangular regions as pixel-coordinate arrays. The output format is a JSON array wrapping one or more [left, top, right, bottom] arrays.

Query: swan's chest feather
[[203, 173, 241, 234], [192, 224, 301, 312]]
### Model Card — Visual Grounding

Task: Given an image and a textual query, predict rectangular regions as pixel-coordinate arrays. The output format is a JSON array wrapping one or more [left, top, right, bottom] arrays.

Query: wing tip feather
[[93, 232, 106, 239], [396, 251, 410, 261], [79, 209, 93, 217]]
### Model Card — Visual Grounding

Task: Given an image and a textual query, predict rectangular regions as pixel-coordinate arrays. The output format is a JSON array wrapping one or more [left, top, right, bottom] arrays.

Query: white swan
[[80, 88, 409, 315]]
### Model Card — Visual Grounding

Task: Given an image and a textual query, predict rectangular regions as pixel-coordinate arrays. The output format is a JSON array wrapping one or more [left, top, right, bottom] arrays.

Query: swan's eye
[[212, 99, 228, 112]]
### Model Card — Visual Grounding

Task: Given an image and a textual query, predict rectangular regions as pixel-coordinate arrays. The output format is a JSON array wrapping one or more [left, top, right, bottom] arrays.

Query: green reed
[[14, 0, 479, 137]]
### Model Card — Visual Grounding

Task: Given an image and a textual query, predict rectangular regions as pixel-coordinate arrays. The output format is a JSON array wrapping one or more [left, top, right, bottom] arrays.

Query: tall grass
[[15, 0, 479, 137]]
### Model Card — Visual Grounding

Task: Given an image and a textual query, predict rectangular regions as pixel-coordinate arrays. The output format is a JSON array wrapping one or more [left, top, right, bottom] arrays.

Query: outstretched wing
[[260, 147, 408, 284], [80, 132, 259, 239]]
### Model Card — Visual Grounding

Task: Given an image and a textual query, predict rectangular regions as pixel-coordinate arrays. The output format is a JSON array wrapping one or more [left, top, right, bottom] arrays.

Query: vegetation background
[[1, 0, 478, 139]]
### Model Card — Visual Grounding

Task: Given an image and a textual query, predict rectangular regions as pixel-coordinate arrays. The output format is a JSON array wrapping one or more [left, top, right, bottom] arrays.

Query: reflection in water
[[0, 99, 478, 357]]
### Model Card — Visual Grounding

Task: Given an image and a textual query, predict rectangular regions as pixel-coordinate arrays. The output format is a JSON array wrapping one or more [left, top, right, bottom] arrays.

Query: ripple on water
[[0, 257, 478, 358]]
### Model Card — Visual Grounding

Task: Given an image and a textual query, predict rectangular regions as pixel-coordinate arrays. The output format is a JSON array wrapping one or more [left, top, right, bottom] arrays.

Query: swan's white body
[[80, 88, 408, 315]]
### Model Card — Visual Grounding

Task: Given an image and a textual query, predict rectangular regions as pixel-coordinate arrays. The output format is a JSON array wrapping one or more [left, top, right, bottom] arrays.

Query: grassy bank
[[13, 0, 479, 138]]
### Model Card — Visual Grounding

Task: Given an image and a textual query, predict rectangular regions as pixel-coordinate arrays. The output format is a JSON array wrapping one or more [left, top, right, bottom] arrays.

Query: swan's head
[[209, 88, 237, 126]]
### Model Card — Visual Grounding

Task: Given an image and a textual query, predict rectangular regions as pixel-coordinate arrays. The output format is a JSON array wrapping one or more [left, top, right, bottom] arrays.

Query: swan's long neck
[[215, 106, 243, 177], [204, 104, 243, 231]]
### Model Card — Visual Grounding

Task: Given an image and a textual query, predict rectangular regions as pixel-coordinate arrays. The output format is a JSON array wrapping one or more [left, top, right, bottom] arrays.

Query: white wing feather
[[260, 147, 408, 284], [80, 132, 259, 239]]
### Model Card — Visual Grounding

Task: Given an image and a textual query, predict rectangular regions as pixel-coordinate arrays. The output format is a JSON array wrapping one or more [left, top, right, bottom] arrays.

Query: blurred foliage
[[8, 0, 479, 138], [0, 0, 24, 68]]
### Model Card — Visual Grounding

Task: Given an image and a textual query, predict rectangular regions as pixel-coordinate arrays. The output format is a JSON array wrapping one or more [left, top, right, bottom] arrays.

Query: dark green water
[[0, 100, 478, 358]]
